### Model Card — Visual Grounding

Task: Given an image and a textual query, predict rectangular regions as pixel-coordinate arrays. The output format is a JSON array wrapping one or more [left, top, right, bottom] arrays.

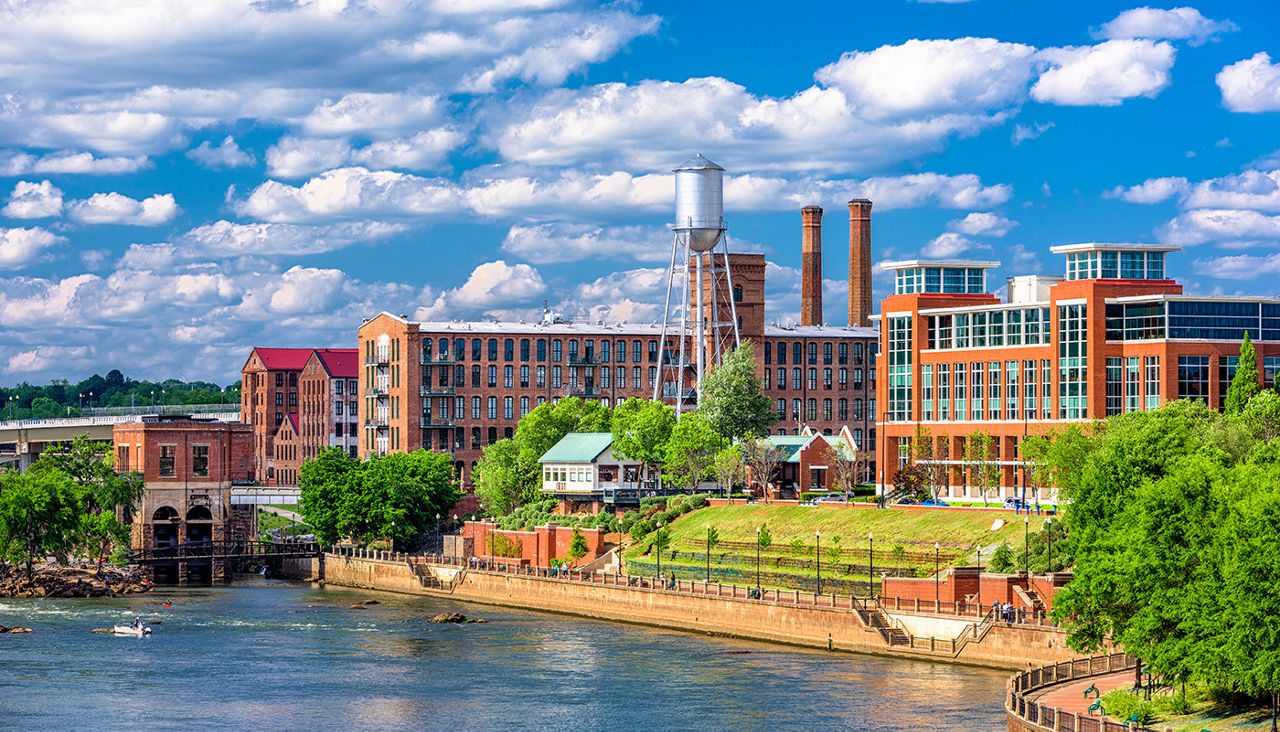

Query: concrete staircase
[[409, 562, 458, 592], [865, 605, 911, 646]]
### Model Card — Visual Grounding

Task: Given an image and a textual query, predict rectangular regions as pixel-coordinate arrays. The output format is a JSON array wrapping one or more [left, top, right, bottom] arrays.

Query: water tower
[[654, 154, 741, 415]]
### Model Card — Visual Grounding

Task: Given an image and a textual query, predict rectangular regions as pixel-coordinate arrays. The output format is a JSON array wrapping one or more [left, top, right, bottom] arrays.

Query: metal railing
[[1006, 653, 1153, 732], [419, 385, 455, 396], [129, 540, 321, 563]]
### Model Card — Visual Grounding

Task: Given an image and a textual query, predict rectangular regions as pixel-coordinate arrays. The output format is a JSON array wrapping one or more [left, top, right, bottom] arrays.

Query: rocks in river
[[430, 612, 485, 624], [0, 563, 151, 599], [0, 626, 34, 633], [361, 599, 380, 605], [89, 628, 113, 633], [349, 604, 366, 609]]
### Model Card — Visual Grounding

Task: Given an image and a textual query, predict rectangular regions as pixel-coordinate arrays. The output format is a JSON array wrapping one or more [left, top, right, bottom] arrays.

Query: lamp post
[[934, 541, 940, 610], [868, 532, 874, 599], [815, 530, 821, 595], [78, 392, 84, 410], [976, 543, 982, 609], [1023, 513, 1029, 574], [1046, 517, 1053, 574], [705, 523, 711, 583], [755, 525, 761, 593], [656, 522, 662, 586]]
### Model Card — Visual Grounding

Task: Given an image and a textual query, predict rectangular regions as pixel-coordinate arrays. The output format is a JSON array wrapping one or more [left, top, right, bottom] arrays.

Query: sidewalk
[[1028, 669, 1133, 721], [260, 505, 303, 523]]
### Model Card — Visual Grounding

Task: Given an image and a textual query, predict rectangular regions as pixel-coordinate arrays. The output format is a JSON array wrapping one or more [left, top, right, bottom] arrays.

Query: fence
[[691, 538, 970, 561], [1006, 653, 1156, 732], [660, 548, 925, 579]]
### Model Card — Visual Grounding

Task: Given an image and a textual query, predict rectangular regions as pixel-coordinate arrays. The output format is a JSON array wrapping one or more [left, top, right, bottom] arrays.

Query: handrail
[[1005, 652, 1157, 732], [129, 540, 321, 563]]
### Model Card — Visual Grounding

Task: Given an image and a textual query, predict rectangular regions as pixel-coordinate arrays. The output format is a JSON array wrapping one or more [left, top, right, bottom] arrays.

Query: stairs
[[410, 562, 457, 591], [866, 605, 911, 646]]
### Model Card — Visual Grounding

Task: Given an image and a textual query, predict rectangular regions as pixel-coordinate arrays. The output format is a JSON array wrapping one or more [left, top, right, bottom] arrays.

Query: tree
[[742, 435, 784, 498], [567, 528, 589, 562], [710, 444, 744, 497], [911, 423, 947, 499], [298, 447, 361, 545], [472, 439, 523, 517], [610, 398, 675, 484], [757, 523, 772, 552], [706, 525, 720, 555], [698, 339, 775, 440], [826, 534, 842, 564], [1226, 332, 1261, 414], [0, 471, 80, 576], [662, 411, 719, 491], [831, 442, 861, 496], [964, 431, 999, 506]]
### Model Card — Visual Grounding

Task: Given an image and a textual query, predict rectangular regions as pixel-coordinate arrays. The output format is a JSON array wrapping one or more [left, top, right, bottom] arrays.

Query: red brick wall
[[113, 420, 253, 484], [801, 205, 823, 326], [881, 570, 1072, 611], [464, 520, 606, 567]]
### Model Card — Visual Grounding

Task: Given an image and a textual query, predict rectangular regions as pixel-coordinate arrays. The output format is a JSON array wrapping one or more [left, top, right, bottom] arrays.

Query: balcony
[[366, 351, 391, 366], [420, 354, 455, 365], [369, 384, 389, 397], [567, 355, 596, 366], [419, 385, 456, 397], [419, 416, 456, 429], [365, 415, 389, 429], [568, 386, 598, 398]]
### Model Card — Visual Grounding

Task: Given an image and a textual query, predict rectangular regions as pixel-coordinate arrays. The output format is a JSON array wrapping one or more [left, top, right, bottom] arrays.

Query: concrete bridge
[[0, 407, 240, 470]]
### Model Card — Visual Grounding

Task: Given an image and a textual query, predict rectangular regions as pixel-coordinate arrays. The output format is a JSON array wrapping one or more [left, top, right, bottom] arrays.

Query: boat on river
[[112, 624, 152, 636]]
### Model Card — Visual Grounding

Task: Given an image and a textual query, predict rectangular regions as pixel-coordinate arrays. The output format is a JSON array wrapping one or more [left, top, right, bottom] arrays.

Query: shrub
[[990, 543, 1016, 573], [488, 533, 523, 558], [619, 510, 640, 534], [1100, 690, 1155, 725], [630, 518, 654, 541]]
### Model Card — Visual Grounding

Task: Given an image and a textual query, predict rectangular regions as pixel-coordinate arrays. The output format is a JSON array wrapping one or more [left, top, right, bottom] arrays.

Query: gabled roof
[[275, 414, 300, 438], [764, 433, 852, 463], [314, 349, 358, 378], [539, 433, 614, 464], [251, 347, 314, 371]]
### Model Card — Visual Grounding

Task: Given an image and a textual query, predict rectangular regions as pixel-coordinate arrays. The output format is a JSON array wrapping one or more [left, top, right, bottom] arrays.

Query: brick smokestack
[[848, 199, 872, 327], [800, 205, 823, 326]]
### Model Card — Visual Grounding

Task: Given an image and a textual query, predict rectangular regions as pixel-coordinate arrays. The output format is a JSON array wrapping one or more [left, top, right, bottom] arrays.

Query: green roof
[[539, 433, 614, 463], [765, 434, 853, 463]]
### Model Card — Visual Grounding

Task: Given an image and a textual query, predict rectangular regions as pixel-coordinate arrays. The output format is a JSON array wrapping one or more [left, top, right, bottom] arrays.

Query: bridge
[[0, 406, 240, 470], [128, 540, 322, 564]]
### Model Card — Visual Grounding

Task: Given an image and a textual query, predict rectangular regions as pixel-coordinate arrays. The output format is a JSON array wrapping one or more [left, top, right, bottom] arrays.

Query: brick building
[[114, 415, 253, 584], [875, 243, 1280, 503], [298, 348, 359, 461], [272, 415, 301, 487], [240, 347, 311, 484], [358, 232, 879, 490]]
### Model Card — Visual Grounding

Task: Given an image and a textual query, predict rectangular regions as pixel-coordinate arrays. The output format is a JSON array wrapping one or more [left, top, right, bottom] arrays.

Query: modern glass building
[[875, 243, 1277, 504]]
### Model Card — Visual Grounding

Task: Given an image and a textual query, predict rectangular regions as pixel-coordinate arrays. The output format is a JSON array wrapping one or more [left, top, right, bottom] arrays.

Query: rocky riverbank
[[0, 563, 151, 598]]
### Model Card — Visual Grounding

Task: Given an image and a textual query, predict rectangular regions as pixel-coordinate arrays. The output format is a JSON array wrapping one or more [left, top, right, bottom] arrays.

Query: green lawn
[[257, 509, 311, 535]]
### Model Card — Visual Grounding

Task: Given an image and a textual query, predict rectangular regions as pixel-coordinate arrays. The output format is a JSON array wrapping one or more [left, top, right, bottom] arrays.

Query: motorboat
[[112, 624, 152, 636]]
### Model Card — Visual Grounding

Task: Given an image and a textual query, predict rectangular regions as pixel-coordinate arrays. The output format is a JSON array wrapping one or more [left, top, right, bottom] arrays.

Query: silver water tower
[[655, 154, 741, 415]]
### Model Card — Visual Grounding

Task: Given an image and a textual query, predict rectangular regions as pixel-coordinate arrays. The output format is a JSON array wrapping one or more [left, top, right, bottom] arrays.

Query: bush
[[800, 491, 827, 500], [619, 510, 640, 533], [1100, 690, 1155, 725], [488, 533, 523, 558], [990, 543, 1016, 573], [630, 518, 654, 541]]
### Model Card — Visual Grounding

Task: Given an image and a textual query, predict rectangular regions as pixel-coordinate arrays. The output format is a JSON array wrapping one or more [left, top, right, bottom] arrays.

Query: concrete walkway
[[1028, 669, 1134, 721], [260, 505, 304, 523]]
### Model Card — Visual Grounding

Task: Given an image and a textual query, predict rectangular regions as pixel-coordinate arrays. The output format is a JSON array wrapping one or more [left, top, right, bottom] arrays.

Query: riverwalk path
[[1027, 669, 1132, 723]]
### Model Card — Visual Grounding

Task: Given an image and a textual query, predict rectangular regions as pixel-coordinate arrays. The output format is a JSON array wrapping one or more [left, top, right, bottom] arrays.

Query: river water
[[0, 579, 1009, 730]]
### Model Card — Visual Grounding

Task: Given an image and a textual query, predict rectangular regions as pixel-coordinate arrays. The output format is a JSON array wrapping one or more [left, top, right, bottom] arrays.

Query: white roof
[[1049, 242, 1181, 254], [763, 324, 878, 338], [881, 259, 1001, 271]]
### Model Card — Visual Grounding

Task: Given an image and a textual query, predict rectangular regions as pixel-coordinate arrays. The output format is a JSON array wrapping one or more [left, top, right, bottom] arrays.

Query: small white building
[[539, 433, 648, 511]]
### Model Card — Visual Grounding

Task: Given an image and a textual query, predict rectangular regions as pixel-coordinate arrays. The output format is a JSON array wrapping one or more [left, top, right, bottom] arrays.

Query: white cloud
[[558, 267, 667, 323], [0, 149, 151, 175], [169, 220, 407, 259], [1032, 40, 1175, 106], [501, 223, 670, 264], [186, 136, 254, 169], [1012, 122, 1053, 145], [265, 137, 354, 179], [1216, 52, 1280, 113], [300, 93, 449, 138], [1094, 7, 1237, 46], [1161, 208, 1280, 246], [415, 260, 547, 320], [66, 192, 179, 225], [1184, 169, 1280, 211], [3, 180, 64, 219], [266, 130, 466, 178], [1193, 252, 1280, 279], [922, 232, 978, 257], [1105, 176, 1189, 204], [0, 227, 65, 269], [947, 212, 1017, 237]]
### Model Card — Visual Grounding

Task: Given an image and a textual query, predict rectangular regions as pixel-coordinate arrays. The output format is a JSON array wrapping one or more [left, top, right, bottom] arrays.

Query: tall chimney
[[848, 199, 872, 327], [800, 205, 823, 326]]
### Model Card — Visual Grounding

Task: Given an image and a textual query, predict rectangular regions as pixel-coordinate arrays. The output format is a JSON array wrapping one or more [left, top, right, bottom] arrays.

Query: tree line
[[1, 369, 240, 420]]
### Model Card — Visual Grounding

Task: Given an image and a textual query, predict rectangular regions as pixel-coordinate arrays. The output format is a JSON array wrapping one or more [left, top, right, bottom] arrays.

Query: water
[[0, 579, 1009, 730]]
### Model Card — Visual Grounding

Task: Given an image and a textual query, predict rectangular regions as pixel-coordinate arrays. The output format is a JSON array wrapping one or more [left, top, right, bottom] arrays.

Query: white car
[[815, 493, 848, 504]]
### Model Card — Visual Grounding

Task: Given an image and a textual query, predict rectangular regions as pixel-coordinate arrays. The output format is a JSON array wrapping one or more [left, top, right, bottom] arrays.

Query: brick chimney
[[848, 199, 873, 327], [800, 205, 823, 326]]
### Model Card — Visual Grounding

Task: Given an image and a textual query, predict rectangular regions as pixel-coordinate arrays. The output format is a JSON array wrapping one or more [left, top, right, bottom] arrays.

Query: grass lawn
[[257, 509, 311, 534], [265, 503, 299, 511]]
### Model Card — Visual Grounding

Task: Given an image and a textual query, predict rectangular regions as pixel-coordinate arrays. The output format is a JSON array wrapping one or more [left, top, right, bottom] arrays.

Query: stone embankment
[[0, 563, 151, 598]]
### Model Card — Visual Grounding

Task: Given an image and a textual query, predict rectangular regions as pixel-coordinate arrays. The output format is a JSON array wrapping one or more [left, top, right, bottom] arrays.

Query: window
[[601, 340, 610, 363], [633, 367, 642, 389], [776, 368, 785, 390], [553, 366, 562, 388], [1024, 360, 1038, 419], [887, 316, 912, 422], [275, 412, 283, 426], [334, 381, 343, 395], [822, 398, 832, 420], [568, 339, 579, 362], [1126, 357, 1140, 413], [520, 365, 529, 388], [472, 339, 482, 360], [970, 362, 984, 421], [764, 342, 771, 364], [838, 368, 847, 387], [777, 342, 787, 365], [537, 339, 546, 361], [488, 365, 497, 387], [521, 397, 530, 416], [853, 397, 864, 421], [602, 366, 611, 389], [504, 397, 513, 419], [806, 398, 817, 421], [487, 397, 497, 419], [793, 343, 803, 364], [823, 368, 832, 389], [488, 339, 498, 360], [488, 427, 498, 445], [792, 368, 802, 390], [921, 365, 934, 421], [275, 372, 284, 387], [472, 397, 481, 419], [792, 399, 801, 421], [1178, 356, 1209, 403], [839, 343, 848, 365], [520, 339, 530, 362], [472, 428, 481, 449], [823, 342, 832, 365], [648, 367, 657, 387], [838, 398, 848, 421], [1145, 356, 1161, 410], [504, 365, 513, 388], [954, 363, 966, 420], [807, 368, 817, 390], [764, 369, 771, 390], [776, 399, 786, 420], [1218, 356, 1238, 410], [1058, 304, 1088, 419], [733, 285, 743, 302], [808, 342, 817, 364], [648, 340, 658, 363], [1106, 357, 1123, 416], [159, 445, 175, 476], [335, 402, 343, 415], [537, 366, 546, 388], [938, 364, 950, 421]]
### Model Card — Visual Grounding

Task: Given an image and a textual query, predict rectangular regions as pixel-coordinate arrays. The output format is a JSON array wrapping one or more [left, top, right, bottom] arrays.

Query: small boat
[[112, 625, 152, 636], [161, 603, 173, 608]]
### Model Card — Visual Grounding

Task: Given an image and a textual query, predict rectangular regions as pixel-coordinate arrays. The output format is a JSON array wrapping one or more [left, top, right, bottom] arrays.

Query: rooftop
[[880, 259, 1002, 271], [252, 347, 318, 371], [314, 348, 358, 378], [539, 432, 615, 463], [1049, 242, 1181, 254]]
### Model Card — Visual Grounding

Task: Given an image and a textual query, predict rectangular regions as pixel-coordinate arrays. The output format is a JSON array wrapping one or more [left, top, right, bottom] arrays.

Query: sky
[[0, 0, 1278, 386]]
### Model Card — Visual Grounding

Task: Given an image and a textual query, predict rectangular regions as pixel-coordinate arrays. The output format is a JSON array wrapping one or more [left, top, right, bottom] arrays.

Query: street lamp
[[976, 543, 982, 609], [705, 523, 711, 583], [934, 541, 940, 610], [755, 525, 761, 594], [656, 522, 663, 586], [815, 530, 821, 596], [1046, 517, 1053, 575], [868, 531, 874, 599], [1023, 513, 1030, 574]]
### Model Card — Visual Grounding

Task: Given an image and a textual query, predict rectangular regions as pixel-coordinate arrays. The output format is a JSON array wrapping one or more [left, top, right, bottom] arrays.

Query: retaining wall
[[312, 553, 1078, 670]]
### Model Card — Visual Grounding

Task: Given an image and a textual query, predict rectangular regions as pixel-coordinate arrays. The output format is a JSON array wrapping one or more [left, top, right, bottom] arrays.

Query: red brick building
[[114, 415, 253, 583], [240, 347, 311, 484], [298, 349, 359, 462], [875, 243, 1279, 503], [272, 414, 301, 487]]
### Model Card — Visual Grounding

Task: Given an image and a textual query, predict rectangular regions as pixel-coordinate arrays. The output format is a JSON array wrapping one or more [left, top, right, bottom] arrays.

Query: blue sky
[[0, 0, 1277, 384]]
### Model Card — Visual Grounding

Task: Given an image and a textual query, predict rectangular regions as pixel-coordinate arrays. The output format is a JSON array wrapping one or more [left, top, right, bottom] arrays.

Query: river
[[0, 579, 1009, 730]]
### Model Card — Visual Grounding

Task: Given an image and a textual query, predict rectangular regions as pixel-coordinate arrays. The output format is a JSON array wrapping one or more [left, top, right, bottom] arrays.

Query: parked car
[[897, 497, 919, 505], [815, 492, 848, 504], [920, 498, 950, 507], [1002, 497, 1029, 510]]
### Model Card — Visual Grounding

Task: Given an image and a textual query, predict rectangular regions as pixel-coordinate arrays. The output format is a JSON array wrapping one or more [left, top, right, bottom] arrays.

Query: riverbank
[[0, 562, 150, 598], [288, 552, 1078, 671]]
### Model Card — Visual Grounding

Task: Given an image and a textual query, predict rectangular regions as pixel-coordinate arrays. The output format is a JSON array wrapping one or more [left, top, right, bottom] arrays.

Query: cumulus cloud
[[558, 267, 667, 323], [947, 212, 1017, 237], [1184, 169, 1280, 211], [1161, 208, 1280, 246], [1216, 52, 1280, 113], [415, 260, 547, 320], [922, 232, 978, 257], [501, 223, 670, 264], [1105, 176, 1189, 204], [186, 136, 254, 169], [167, 220, 408, 259], [1032, 40, 1175, 106], [1094, 7, 1237, 46], [1012, 122, 1053, 145], [0, 149, 150, 176], [265, 130, 465, 178], [3, 181, 64, 219], [1193, 252, 1280, 279], [66, 192, 179, 225], [0, 227, 65, 269]]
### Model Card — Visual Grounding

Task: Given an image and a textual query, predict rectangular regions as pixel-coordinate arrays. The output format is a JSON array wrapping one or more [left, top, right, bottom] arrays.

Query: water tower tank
[[674, 154, 725, 252]]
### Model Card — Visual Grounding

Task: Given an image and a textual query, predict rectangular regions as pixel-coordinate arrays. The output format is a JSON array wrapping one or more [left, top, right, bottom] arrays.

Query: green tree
[[472, 439, 524, 516], [710, 443, 744, 497], [742, 435, 784, 497], [0, 471, 81, 576], [698, 339, 775, 440], [340, 451, 461, 548], [705, 524, 720, 555], [610, 398, 675, 465], [662, 412, 719, 491], [567, 527, 589, 562], [1225, 331, 1261, 414], [757, 523, 772, 551], [826, 535, 842, 564], [298, 447, 361, 545]]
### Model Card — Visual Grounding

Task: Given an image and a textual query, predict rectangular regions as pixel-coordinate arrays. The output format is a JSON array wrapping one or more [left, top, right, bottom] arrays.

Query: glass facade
[[1106, 357, 1122, 417], [927, 307, 1051, 350], [894, 266, 986, 294], [887, 316, 912, 422], [1145, 356, 1160, 410], [1065, 250, 1166, 281], [1058, 304, 1088, 419], [1177, 356, 1210, 402]]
